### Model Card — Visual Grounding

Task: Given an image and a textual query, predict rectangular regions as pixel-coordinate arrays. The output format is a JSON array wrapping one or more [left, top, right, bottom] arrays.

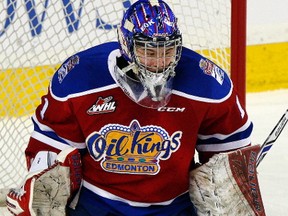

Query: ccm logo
[[158, 107, 186, 112]]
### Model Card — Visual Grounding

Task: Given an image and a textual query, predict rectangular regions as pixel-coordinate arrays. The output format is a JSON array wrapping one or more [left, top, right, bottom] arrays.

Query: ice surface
[[247, 89, 288, 215]]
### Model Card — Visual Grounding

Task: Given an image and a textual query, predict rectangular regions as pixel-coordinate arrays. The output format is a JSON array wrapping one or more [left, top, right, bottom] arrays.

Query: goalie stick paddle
[[256, 109, 288, 167]]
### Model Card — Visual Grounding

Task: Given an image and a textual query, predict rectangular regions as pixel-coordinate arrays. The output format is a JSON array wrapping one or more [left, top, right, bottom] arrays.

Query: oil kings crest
[[86, 120, 182, 175]]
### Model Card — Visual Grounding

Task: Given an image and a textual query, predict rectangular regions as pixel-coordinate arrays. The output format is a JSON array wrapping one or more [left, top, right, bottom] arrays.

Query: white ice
[[247, 89, 288, 215]]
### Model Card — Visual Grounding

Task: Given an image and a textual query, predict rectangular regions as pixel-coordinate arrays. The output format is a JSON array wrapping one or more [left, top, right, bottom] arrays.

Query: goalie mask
[[117, 0, 182, 108]]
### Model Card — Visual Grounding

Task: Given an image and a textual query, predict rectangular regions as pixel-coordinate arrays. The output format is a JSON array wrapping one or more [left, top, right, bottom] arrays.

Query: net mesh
[[0, 0, 231, 190]]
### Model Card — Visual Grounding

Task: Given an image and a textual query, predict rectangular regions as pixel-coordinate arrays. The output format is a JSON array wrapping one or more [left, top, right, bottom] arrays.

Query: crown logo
[[86, 120, 182, 175]]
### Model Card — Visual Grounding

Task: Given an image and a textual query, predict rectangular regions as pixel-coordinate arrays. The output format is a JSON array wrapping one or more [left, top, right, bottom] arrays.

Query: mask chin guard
[[114, 63, 174, 109]]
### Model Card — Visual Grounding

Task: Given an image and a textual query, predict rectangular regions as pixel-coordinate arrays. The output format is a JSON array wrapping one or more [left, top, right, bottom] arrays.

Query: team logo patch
[[87, 96, 116, 115], [199, 59, 224, 85], [86, 120, 182, 175], [58, 55, 79, 83]]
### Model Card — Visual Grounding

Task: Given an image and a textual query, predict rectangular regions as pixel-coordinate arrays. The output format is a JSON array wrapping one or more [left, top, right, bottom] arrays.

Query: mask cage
[[133, 36, 182, 77]]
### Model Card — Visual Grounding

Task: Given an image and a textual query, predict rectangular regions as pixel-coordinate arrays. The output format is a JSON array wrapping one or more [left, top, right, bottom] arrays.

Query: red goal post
[[231, 0, 247, 107], [0, 0, 246, 203]]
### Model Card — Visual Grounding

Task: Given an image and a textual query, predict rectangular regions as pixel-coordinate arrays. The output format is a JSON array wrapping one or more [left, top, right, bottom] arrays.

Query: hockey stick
[[256, 109, 288, 167]]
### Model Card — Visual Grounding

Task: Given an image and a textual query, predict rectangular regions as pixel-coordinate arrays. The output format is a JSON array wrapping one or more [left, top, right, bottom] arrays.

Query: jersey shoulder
[[50, 42, 119, 99], [174, 47, 232, 102]]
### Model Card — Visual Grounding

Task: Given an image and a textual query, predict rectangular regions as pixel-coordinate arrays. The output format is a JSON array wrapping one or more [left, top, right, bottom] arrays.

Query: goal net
[[0, 0, 245, 201]]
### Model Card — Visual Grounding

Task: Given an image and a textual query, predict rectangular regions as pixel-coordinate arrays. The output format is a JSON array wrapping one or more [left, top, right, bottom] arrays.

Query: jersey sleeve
[[24, 43, 117, 164], [196, 90, 253, 163], [25, 64, 86, 163]]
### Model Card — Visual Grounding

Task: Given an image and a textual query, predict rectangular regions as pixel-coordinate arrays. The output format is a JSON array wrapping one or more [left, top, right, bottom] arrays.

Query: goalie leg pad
[[189, 145, 266, 216]]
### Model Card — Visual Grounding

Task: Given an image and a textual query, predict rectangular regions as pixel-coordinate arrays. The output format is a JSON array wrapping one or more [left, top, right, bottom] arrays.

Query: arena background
[[1, 0, 288, 112], [246, 0, 288, 92]]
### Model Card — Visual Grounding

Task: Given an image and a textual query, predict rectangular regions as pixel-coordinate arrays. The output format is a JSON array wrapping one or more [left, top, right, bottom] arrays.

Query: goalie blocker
[[189, 145, 266, 216], [6, 147, 82, 216]]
